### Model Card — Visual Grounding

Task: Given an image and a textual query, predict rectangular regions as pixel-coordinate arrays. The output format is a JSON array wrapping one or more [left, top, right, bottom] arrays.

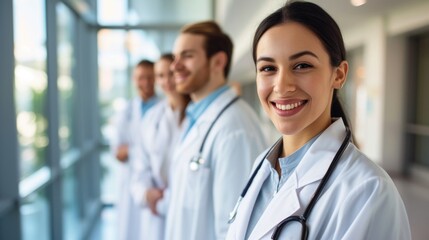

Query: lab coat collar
[[296, 118, 346, 188], [248, 118, 347, 239], [234, 159, 272, 240], [174, 87, 238, 163]]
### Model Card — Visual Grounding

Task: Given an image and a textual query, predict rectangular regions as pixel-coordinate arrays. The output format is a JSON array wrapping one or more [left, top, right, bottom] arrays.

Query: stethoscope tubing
[[197, 96, 240, 153], [228, 137, 282, 223], [189, 96, 240, 171], [228, 119, 352, 240], [271, 125, 351, 239]]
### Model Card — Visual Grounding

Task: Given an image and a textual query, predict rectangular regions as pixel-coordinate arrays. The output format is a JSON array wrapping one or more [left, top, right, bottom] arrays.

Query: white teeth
[[275, 101, 303, 111]]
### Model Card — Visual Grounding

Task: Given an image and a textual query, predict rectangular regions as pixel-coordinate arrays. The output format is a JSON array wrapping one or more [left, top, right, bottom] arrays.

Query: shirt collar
[[185, 85, 230, 124], [181, 85, 230, 139], [141, 96, 159, 116], [265, 134, 321, 168]]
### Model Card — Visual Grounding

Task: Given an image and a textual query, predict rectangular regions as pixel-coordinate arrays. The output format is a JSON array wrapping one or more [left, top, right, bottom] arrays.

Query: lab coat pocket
[[183, 167, 212, 210]]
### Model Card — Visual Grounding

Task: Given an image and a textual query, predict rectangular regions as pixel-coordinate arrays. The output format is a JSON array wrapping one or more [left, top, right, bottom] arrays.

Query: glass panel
[[63, 167, 81, 240], [98, 29, 130, 206], [13, 0, 49, 180], [57, 3, 76, 153], [128, 0, 211, 25], [98, 29, 129, 144], [414, 135, 429, 167], [128, 30, 160, 64], [97, 0, 128, 25], [100, 149, 121, 203], [98, 0, 211, 26], [20, 188, 50, 240], [415, 33, 429, 126], [149, 29, 180, 53]]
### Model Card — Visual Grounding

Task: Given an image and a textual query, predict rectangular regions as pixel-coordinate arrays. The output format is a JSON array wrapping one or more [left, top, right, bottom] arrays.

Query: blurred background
[[1, 0, 429, 239]]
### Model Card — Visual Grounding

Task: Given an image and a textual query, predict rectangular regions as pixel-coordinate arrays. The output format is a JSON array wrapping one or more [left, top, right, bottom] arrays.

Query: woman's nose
[[274, 71, 296, 94]]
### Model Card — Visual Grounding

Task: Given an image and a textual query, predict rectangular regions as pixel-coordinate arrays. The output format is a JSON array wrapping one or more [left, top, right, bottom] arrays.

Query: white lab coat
[[130, 99, 183, 240], [165, 88, 268, 240], [226, 119, 412, 240], [111, 97, 145, 240]]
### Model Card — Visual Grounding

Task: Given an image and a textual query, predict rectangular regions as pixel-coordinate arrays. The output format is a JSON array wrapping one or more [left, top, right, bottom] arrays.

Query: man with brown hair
[[165, 21, 267, 240], [111, 59, 159, 240]]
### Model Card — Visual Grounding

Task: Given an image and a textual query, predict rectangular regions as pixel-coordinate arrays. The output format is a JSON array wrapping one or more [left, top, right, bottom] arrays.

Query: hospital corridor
[[1, 0, 429, 239]]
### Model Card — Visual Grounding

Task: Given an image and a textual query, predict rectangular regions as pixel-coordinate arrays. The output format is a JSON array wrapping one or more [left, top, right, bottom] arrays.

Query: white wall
[[343, 1, 429, 173], [343, 17, 386, 165]]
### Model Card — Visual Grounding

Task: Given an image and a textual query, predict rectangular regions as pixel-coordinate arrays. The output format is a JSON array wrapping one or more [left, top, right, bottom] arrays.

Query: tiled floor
[[94, 177, 429, 240]]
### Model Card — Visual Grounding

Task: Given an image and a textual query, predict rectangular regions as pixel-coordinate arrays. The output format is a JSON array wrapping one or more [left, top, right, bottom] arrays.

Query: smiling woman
[[255, 22, 347, 147], [225, 1, 411, 240]]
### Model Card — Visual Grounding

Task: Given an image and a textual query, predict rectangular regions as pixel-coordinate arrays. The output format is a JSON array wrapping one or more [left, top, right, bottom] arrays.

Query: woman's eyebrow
[[289, 50, 318, 60], [256, 51, 319, 63], [256, 56, 275, 63]]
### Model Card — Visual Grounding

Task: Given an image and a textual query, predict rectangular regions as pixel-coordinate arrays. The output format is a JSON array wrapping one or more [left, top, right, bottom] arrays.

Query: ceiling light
[[351, 0, 366, 7]]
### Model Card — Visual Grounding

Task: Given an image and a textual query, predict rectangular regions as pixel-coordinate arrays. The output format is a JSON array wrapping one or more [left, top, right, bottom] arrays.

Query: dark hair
[[181, 20, 234, 78], [159, 53, 174, 62], [252, 1, 349, 125], [136, 59, 154, 68]]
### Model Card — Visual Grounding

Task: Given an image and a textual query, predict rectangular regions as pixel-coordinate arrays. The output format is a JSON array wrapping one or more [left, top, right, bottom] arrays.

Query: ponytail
[[331, 90, 348, 125], [332, 90, 356, 144]]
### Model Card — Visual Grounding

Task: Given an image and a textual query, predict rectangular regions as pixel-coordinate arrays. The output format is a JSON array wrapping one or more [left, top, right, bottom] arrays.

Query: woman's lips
[[271, 100, 307, 117]]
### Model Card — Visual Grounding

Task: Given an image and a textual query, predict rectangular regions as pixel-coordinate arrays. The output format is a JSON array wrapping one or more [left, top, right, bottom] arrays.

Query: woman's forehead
[[256, 22, 327, 60]]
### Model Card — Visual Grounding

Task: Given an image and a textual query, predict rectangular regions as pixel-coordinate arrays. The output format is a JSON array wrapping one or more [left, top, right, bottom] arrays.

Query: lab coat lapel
[[296, 119, 346, 188], [174, 121, 200, 162], [233, 160, 272, 240], [195, 87, 237, 134], [174, 88, 237, 164], [249, 119, 347, 239], [248, 171, 301, 240]]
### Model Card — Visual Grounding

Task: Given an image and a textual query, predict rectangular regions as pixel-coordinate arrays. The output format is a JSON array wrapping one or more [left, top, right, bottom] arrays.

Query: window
[[13, 0, 49, 180], [57, 2, 77, 154], [97, 0, 212, 26], [20, 188, 50, 240], [63, 167, 81, 240]]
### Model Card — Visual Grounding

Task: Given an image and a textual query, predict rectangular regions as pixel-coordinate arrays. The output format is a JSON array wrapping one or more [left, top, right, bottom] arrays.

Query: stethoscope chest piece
[[188, 96, 240, 172], [189, 154, 205, 171]]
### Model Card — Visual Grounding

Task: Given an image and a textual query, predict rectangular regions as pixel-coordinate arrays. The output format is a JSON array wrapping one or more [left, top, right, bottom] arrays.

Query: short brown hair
[[181, 21, 233, 78], [159, 53, 174, 62], [136, 59, 154, 68]]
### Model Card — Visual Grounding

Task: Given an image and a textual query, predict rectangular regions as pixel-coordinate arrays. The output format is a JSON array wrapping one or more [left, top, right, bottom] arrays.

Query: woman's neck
[[282, 115, 332, 157]]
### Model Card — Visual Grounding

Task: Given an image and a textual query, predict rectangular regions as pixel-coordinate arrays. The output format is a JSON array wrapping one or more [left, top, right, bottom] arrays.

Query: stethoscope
[[228, 119, 352, 240], [189, 96, 240, 171]]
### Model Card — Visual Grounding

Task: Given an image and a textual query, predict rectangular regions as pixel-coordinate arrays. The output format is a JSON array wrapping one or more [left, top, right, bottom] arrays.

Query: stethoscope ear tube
[[228, 137, 282, 223], [271, 122, 351, 240], [189, 96, 240, 171], [301, 125, 351, 219]]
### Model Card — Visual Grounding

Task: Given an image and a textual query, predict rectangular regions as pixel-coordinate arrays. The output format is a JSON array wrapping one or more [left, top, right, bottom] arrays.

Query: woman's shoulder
[[336, 143, 397, 190]]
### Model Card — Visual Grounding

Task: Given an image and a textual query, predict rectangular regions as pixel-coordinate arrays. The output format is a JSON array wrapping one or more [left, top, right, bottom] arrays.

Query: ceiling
[[117, 0, 428, 82], [215, 0, 429, 82]]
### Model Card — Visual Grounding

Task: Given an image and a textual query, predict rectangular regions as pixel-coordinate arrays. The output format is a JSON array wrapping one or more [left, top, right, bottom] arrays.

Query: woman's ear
[[333, 61, 348, 89], [210, 51, 227, 73]]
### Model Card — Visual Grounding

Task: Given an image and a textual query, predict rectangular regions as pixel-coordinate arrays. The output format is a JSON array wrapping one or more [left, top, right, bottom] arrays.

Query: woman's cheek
[[256, 77, 272, 108]]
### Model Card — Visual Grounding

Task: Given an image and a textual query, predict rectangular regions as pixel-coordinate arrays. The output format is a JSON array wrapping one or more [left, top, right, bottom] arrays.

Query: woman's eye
[[258, 65, 277, 72], [294, 63, 313, 70]]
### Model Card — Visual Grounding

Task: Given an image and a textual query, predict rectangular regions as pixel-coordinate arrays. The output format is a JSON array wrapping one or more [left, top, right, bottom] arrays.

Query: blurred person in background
[[110, 59, 159, 240], [130, 53, 190, 240]]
